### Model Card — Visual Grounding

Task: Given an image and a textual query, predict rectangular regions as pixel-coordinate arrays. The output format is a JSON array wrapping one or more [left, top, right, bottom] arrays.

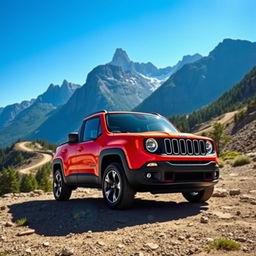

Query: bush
[[16, 217, 28, 226], [35, 163, 52, 192], [20, 174, 37, 192], [206, 238, 240, 251], [0, 167, 20, 195], [220, 151, 242, 161], [232, 155, 251, 167]]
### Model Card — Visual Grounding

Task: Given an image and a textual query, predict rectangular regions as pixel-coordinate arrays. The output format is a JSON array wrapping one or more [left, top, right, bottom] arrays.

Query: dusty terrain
[[14, 141, 53, 174], [0, 161, 256, 256]]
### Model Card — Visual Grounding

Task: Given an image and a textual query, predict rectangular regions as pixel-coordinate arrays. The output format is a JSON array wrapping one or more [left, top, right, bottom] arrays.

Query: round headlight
[[145, 138, 158, 153], [206, 140, 213, 154]]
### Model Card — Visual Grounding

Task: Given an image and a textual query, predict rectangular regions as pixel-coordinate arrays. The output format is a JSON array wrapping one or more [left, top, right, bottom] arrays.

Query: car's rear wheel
[[53, 170, 72, 201], [102, 162, 135, 209], [182, 186, 214, 203]]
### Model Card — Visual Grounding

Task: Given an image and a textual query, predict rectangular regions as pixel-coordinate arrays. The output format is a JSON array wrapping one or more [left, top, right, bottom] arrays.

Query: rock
[[206, 238, 214, 243], [17, 229, 35, 236], [33, 189, 44, 195], [0, 205, 6, 210], [0, 235, 6, 241], [25, 248, 32, 254], [240, 194, 255, 202], [188, 237, 194, 242], [59, 247, 74, 256], [117, 243, 124, 249], [145, 242, 159, 250], [178, 236, 185, 241], [200, 216, 209, 224], [43, 242, 50, 247], [187, 222, 194, 227], [249, 190, 256, 194], [236, 210, 241, 216], [212, 189, 228, 197], [159, 232, 167, 239], [2, 193, 13, 198], [134, 252, 144, 256], [236, 237, 246, 242], [229, 189, 240, 196], [5, 221, 14, 227], [250, 200, 256, 205], [96, 241, 105, 246]]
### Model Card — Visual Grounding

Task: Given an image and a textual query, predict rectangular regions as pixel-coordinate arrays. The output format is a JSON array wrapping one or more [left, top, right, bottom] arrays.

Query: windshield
[[106, 113, 178, 133]]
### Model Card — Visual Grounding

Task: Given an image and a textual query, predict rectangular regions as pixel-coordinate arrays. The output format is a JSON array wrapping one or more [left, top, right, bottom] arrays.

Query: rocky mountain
[[110, 48, 202, 79], [171, 66, 256, 132], [0, 100, 35, 129], [135, 39, 256, 117], [35, 80, 80, 107], [0, 80, 80, 147], [30, 64, 161, 143]]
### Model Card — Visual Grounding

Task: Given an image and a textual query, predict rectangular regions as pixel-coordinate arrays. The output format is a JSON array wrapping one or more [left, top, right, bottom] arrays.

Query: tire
[[102, 162, 135, 209], [182, 186, 214, 203], [53, 169, 72, 201]]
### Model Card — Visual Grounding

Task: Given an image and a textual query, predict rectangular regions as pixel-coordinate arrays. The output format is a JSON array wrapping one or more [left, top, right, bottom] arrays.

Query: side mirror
[[68, 132, 79, 144]]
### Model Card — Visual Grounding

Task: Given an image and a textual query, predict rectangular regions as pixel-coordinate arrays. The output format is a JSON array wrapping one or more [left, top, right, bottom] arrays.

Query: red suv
[[52, 111, 219, 209]]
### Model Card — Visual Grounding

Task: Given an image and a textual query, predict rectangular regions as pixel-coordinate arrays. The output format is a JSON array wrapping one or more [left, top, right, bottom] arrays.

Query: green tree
[[20, 174, 38, 192], [35, 163, 52, 192], [208, 122, 230, 153], [0, 167, 20, 195]]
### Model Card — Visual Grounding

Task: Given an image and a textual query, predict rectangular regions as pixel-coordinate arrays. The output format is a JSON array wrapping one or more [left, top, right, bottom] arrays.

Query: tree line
[[0, 163, 52, 196]]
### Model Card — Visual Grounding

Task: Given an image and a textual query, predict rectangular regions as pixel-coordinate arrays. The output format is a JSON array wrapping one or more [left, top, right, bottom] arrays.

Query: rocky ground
[[0, 162, 256, 256]]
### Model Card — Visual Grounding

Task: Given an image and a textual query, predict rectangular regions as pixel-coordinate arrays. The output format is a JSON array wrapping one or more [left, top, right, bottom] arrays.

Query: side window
[[82, 117, 102, 141]]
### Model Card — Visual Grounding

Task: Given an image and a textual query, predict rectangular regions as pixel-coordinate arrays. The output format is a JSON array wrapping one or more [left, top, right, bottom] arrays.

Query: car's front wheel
[[102, 163, 135, 209], [182, 186, 214, 203], [53, 170, 72, 201]]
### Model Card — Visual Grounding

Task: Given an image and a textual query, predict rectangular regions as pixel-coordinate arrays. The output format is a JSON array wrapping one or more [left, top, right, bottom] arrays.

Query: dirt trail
[[15, 141, 53, 174]]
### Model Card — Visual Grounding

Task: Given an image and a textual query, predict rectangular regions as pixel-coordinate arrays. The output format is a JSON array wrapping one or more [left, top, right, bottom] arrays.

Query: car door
[[74, 117, 102, 180]]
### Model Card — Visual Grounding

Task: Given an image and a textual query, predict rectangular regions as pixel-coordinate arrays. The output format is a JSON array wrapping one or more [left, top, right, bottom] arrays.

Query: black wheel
[[182, 186, 214, 203], [102, 162, 135, 209], [53, 170, 72, 201]]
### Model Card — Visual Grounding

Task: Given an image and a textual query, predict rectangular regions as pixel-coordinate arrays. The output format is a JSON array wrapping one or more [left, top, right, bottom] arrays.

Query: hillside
[[135, 39, 256, 117], [0, 162, 255, 255], [170, 66, 256, 132], [0, 81, 80, 147]]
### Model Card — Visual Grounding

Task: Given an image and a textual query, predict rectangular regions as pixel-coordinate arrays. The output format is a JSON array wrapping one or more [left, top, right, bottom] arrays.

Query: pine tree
[[0, 167, 20, 195], [20, 174, 38, 192], [208, 122, 230, 153], [35, 163, 52, 192]]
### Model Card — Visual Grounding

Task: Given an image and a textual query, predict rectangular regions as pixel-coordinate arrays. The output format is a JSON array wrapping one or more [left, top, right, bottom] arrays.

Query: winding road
[[15, 141, 53, 174]]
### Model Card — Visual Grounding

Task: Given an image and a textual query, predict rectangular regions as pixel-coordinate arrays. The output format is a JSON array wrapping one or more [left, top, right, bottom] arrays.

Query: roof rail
[[86, 110, 108, 117], [151, 112, 161, 116]]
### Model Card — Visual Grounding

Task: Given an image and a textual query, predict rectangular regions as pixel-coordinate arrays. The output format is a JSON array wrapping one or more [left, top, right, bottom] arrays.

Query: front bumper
[[125, 161, 219, 193]]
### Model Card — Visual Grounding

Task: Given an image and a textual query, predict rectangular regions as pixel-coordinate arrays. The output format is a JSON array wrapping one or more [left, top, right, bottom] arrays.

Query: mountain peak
[[111, 48, 131, 67]]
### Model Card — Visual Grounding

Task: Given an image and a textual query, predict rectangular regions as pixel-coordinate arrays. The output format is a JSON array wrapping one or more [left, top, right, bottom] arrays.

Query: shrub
[[220, 151, 242, 161], [206, 238, 240, 251], [232, 155, 251, 167], [16, 217, 28, 226]]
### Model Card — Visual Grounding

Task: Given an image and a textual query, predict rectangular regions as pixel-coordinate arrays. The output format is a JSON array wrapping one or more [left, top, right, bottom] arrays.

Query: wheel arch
[[99, 149, 130, 184], [52, 158, 67, 183]]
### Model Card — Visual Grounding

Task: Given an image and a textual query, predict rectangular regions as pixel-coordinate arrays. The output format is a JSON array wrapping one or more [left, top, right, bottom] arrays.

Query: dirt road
[[15, 141, 53, 174]]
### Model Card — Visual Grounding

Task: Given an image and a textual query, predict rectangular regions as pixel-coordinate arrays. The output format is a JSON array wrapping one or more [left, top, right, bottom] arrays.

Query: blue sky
[[0, 0, 256, 107]]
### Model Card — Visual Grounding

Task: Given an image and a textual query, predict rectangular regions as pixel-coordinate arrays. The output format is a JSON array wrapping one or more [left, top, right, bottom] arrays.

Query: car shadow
[[9, 197, 208, 236]]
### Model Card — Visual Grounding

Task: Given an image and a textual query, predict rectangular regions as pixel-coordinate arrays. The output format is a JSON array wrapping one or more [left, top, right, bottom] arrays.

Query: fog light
[[146, 172, 152, 179], [147, 162, 158, 167]]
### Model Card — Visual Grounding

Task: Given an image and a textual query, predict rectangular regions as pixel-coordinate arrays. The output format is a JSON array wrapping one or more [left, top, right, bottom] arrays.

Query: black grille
[[164, 138, 206, 156]]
